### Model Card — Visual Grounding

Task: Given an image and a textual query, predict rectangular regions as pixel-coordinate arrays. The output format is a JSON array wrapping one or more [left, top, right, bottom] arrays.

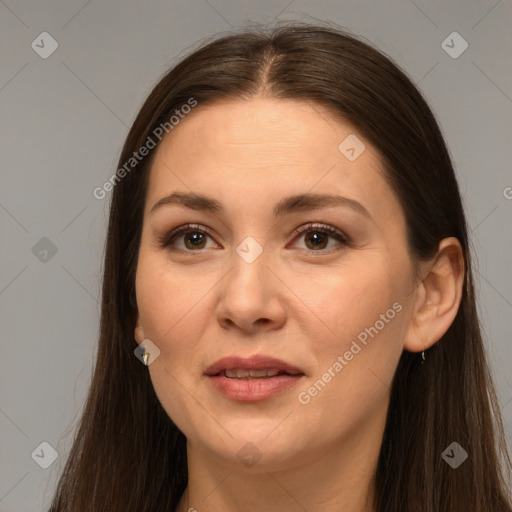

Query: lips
[[204, 356, 304, 377], [224, 368, 283, 379], [205, 355, 305, 402]]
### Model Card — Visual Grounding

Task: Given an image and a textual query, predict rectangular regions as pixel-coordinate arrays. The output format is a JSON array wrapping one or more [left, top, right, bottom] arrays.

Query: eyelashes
[[157, 223, 216, 251], [157, 222, 351, 253], [293, 223, 350, 251]]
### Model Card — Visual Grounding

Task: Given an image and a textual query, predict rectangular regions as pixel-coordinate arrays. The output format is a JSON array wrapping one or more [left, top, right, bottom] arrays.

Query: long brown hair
[[48, 22, 512, 511]]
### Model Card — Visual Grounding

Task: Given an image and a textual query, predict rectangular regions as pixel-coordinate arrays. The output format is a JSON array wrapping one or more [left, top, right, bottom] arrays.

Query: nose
[[216, 244, 287, 335]]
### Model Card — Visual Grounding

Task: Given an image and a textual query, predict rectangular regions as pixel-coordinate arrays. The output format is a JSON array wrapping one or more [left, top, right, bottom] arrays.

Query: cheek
[[135, 252, 213, 431], [135, 252, 207, 371], [296, 261, 407, 402], [136, 248, 213, 336], [301, 263, 400, 344]]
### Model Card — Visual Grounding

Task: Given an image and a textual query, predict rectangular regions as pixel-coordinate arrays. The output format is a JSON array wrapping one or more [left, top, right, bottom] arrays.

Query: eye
[[291, 222, 350, 252], [158, 222, 350, 253], [158, 223, 217, 251]]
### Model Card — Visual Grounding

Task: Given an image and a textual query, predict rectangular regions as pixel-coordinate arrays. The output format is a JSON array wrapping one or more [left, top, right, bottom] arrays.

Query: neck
[[175, 417, 383, 512]]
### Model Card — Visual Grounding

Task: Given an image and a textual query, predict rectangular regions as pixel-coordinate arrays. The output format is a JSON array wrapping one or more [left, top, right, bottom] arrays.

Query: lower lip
[[207, 374, 304, 401]]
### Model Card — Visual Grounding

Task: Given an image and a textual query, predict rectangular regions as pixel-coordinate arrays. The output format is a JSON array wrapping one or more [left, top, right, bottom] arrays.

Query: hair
[[48, 22, 511, 512]]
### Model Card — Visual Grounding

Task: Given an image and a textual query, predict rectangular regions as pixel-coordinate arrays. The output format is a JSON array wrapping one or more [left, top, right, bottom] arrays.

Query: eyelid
[[158, 222, 351, 251], [291, 222, 350, 246], [157, 223, 216, 248]]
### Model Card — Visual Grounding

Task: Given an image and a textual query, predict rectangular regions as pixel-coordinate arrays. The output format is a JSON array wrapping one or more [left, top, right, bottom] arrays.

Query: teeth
[[224, 368, 281, 379]]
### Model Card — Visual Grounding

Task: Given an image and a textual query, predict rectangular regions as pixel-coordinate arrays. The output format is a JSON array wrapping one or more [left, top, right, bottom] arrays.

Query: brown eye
[[304, 231, 329, 250], [183, 231, 208, 250], [158, 224, 216, 251], [158, 222, 349, 253], [293, 223, 350, 252]]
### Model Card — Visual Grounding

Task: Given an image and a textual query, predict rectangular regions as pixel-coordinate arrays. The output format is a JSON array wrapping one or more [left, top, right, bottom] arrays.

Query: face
[[134, 97, 419, 471]]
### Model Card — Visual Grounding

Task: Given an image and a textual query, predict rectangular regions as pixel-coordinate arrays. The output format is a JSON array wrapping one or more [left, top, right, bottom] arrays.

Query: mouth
[[204, 355, 305, 378], [204, 356, 305, 401], [219, 368, 302, 379]]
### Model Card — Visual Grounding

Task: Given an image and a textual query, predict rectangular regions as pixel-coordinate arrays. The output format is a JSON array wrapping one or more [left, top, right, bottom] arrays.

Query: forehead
[[145, 98, 403, 227], [157, 97, 359, 163]]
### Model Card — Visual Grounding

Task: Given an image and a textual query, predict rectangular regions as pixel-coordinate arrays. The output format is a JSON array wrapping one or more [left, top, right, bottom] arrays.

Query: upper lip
[[204, 355, 305, 376]]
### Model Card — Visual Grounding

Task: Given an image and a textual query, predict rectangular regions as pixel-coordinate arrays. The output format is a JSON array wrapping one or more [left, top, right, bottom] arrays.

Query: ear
[[403, 237, 465, 353], [134, 314, 146, 344]]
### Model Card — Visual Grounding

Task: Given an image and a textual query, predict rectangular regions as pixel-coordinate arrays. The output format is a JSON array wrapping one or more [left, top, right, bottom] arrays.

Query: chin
[[191, 420, 313, 470]]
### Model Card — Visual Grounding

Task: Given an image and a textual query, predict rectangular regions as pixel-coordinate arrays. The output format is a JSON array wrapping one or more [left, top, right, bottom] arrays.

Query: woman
[[49, 23, 512, 511]]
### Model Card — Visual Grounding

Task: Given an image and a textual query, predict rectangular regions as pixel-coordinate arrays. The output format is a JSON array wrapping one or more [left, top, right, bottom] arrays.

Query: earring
[[142, 350, 149, 366], [421, 351, 426, 364]]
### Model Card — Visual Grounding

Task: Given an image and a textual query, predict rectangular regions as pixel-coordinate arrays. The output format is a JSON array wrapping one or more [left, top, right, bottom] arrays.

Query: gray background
[[1, 1, 511, 510]]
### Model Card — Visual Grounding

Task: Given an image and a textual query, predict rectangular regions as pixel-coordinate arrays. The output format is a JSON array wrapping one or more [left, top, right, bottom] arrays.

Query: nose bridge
[[235, 235, 265, 266], [221, 199, 283, 284], [214, 214, 291, 332], [227, 234, 269, 294], [217, 234, 278, 323]]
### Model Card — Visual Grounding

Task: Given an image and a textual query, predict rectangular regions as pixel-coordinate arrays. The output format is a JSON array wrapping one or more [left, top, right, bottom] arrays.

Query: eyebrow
[[150, 191, 372, 219]]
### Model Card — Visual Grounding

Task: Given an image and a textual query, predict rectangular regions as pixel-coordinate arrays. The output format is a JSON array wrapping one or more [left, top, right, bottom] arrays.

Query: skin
[[134, 97, 464, 512]]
